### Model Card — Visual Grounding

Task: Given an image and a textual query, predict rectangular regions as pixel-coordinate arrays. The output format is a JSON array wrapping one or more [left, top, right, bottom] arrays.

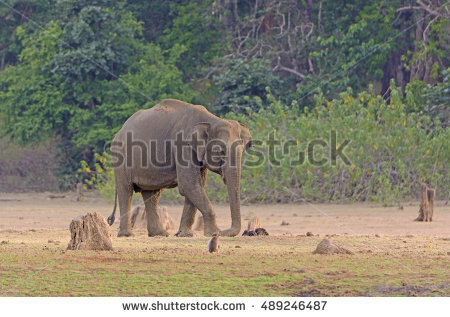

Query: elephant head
[[191, 119, 253, 236]]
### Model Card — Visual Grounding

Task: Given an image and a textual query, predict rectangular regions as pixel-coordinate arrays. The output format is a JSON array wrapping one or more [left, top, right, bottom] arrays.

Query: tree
[[0, 0, 196, 188], [0, 0, 54, 70]]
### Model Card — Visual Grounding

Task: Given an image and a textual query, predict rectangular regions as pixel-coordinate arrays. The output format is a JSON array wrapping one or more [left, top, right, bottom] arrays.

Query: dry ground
[[0, 192, 449, 296]]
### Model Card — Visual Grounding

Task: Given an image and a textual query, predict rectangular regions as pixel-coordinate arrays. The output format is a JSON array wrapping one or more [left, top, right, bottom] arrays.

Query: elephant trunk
[[222, 150, 242, 237]]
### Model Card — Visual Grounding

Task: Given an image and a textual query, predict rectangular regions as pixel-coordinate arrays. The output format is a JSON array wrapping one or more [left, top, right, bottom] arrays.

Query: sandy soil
[[0, 192, 449, 237]]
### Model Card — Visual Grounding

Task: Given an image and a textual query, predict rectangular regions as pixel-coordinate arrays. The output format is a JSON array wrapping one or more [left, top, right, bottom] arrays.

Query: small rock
[[293, 213, 298, 217], [48, 239, 54, 243], [312, 239, 353, 255], [306, 232, 313, 236], [1, 240, 8, 245], [304, 278, 315, 285], [255, 228, 269, 236], [18, 217, 24, 220], [281, 221, 290, 226], [403, 240, 407, 243], [247, 217, 261, 231], [298, 269, 305, 273], [235, 245, 241, 248], [375, 234, 380, 237], [242, 230, 255, 236], [406, 235, 414, 238]]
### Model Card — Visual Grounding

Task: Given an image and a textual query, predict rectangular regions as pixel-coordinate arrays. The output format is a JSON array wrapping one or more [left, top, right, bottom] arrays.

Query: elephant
[[107, 99, 253, 237]]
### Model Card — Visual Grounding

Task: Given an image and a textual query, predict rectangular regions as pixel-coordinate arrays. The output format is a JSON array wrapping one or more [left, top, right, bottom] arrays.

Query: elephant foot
[[117, 230, 134, 237], [148, 229, 169, 237], [175, 230, 194, 237], [204, 225, 220, 237], [220, 228, 240, 237]]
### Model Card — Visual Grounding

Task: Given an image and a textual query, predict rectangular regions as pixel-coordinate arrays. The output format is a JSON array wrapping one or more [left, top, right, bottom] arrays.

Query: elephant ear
[[191, 122, 210, 162], [238, 122, 248, 129], [238, 122, 253, 149]]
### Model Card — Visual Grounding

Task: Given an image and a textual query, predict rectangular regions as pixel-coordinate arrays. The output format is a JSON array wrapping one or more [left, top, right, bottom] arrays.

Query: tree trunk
[[415, 183, 435, 222]]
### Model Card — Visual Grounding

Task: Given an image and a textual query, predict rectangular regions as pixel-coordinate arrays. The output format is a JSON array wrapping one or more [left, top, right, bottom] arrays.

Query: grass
[[0, 231, 449, 296]]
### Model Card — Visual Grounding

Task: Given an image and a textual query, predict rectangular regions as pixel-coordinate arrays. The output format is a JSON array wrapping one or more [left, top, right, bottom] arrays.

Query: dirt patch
[[295, 289, 323, 296], [373, 283, 450, 296], [1, 192, 449, 236]]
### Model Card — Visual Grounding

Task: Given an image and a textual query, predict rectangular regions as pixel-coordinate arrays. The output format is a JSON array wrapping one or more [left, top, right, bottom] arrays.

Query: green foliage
[[297, 2, 393, 103], [78, 153, 114, 202], [406, 69, 449, 129], [0, 1, 197, 189], [227, 85, 449, 204], [0, 22, 65, 144], [161, 0, 222, 75], [50, 0, 141, 81], [212, 58, 284, 114]]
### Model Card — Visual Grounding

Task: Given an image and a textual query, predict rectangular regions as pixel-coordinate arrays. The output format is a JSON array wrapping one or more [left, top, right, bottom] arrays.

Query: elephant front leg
[[176, 169, 208, 237], [175, 198, 197, 237], [142, 190, 169, 237], [183, 188, 220, 237]]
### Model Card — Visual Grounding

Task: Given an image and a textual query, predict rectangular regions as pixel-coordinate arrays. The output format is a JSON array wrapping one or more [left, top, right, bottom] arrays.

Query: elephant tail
[[107, 188, 118, 226]]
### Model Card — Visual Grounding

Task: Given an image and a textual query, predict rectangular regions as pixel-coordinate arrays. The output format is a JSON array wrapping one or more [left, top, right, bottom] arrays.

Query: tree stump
[[67, 212, 113, 250], [312, 239, 353, 255], [130, 205, 175, 230], [76, 182, 83, 202], [415, 183, 435, 222], [247, 217, 261, 231], [193, 215, 204, 231], [159, 206, 175, 230], [130, 205, 145, 228]]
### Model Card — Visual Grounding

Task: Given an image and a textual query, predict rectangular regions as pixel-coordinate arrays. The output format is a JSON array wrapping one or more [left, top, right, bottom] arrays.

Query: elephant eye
[[246, 140, 254, 149], [220, 149, 226, 156]]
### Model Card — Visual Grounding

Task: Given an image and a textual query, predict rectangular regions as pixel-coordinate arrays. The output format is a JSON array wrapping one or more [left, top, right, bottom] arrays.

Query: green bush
[[227, 84, 449, 203]]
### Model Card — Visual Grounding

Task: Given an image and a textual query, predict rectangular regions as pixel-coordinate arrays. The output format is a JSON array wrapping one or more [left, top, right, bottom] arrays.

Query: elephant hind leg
[[142, 189, 169, 237], [117, 185, 134, 237]]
